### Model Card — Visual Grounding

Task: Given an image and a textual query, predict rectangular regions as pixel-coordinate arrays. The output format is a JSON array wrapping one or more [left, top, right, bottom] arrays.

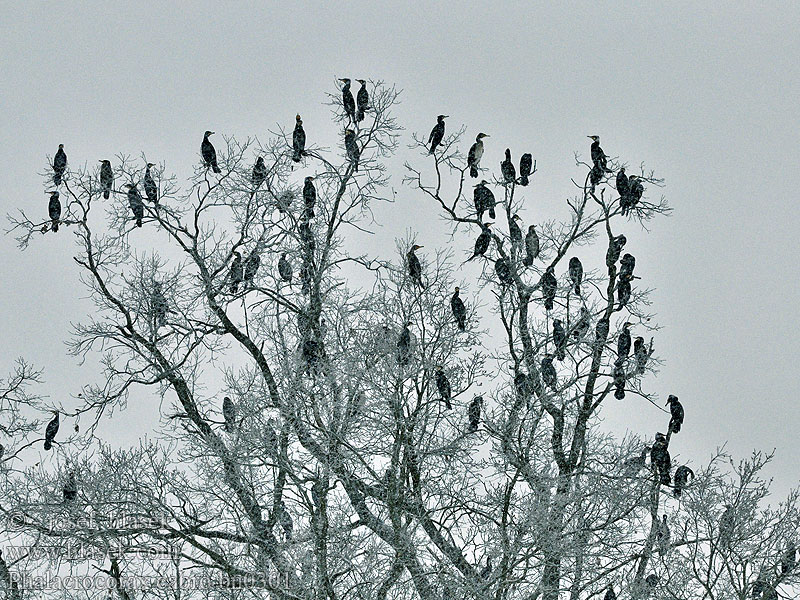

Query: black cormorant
[[243, 248, 260, 286], [650, 432, 671, 485], [143, 163, 158, 205], [467, 133, 489, 178], [407, 244, 424, 287], [673, 465, 695, 498], [152, 282, 167, 328], [519, 153, 532, 186], [340, 78, 356, 121], [222, 396, 236, 432], [278, 253, 293, 283], [63, 470, 77, 503], [667, 395, 684, 434], [553, 319, 566, 361], [468, 396, 483, 433], [356, 79, 368, 122], [451, 287, 467, 331], [474, 180, 496, 221], [435, 366, 452, 409], [428, 115, 447, 154], [229, 251, 243, 293], [303, 176, 316, 217], [126, 184, 144, 227], [397, 322, 412, 366], [589, 163, 604, 191], [467, 223, 492, 261], [201, 131, 221, 173], [656, 514, 670, 556], [616, 167, 629, 202], [719, 505, 735, 548], [501, 148, 516, 184], [523, 225, 539, 266], [540, 266, 557, 311], [606, 234, 627, 267], [617, 278, 631, 310], [573, 307, 591, 340], [588, 135, 609, 172], [509, 214, 523, 248], [568, 257, 583, 295], [293, 114, 306, 162], [633, 336, 648, 373], [495, 254, 513, 286], [344, 129, 360, 171], [43, 411, 59, 450], [625, 176, 644, 215], [541, 354, 557, 391], [99, 160, 113, 199], [619, 253, 635, 282], [47, 191, 61, 232], [613, 362, 626, 399], [252, 157, 267, 190], [594, 318, 609, 351], [617, 322, 632, 362], [53, 144, 67, 185]]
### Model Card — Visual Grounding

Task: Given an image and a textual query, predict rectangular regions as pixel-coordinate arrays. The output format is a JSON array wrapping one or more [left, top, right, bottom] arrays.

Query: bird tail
[[615, 388, 625, 400], [44, 440, 52, 451], [357, 109, 365, 122], [470, 166, 478, 178], [661, 472, 672, 485], [544, 299, 553, 311], [103, 190, 110, 200], [669, 419, 681, 434], [520, 176, 529, 186], [429, 145, 435, 154], [136, 217, 142, 227], [292, 152, 301, 163], [574, 284, 580, 295], [488, 208, 495, 219], [54, 174, 62, 186], [52, 220, 59, 233], [212, 162, 221, 174], [523, 255, 533, 267]]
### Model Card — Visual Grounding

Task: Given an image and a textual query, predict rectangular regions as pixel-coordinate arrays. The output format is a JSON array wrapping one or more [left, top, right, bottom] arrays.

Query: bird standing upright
[[588, 135, 609, 172], [344, 129, 360, 171], [667, 395, 684, 434], [53, 144, 67, 185], [44, 411, 59, 450], [606, 234, 627, 267], [673, 465, 695, 497], [474, 180, 495, 220], [428, 115, 447, 154], [303, 176, 316, 217], [63, 470, 77, 503], [519, 153, 533, 186], [467, 223, 493, 261], [523, 225, 539, 266], [278, 253, 293, 283], [293, 114, 306, 162], [144, 163, 158, 205], [616, 167, 630, 204], [397, 322, 412, 366], [613, 362, 626, 399], [552, 319, 566, 361], [340, 78, 355, 122], [573, 307, 591, 340], [356, 79, 368, 122], [633, 336, 648, 373], [222, 396, 236, 432], [617, 322, 632, 363], [509, 214, 523, 249], [126, 184, 144, 227], [718, 505, 735, 549], [407, 244, 424, 287], [47, 191, 61, 232], [541, 355, 557, 391], [619, 253, 636, 282], [501, 148, 516, 184], [99, 160, 113, 199], [467, 396, 483, 432], [229, 252, 243, 293], [252, 157, 267, 189], [451, 287, 467, 330], [152, 282, 167, 328], [435, 366, 452, 409], [650, 432, 671, 485], [467, 133, 489, 178], [568, 257, 583, 295], [494, 254, 513, 286], [540, 266, 557, 311], [243, 247, 261, 287], [201, 131, 221, 173]]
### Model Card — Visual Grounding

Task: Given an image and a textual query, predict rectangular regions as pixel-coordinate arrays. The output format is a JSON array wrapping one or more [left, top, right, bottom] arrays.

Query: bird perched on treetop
[[474, 180, 495, 221], [435, 366, 452, 410], [673, 465, 694, 497], [568, 257, 583, 295], [252, 157, 267, 189], [501, 148, 516, 184], [144, 163, 158, 205], [356, 79, 368, 122], [53, 144, 67, 185], [467, 223, 493, 262], [99, 160, 113, 199], [222, 396, 236, 432], [540, 266, 557, 311], [553, 319, 566, 361], [519, 153, 533, 186], [428, 115, 447, 154], [201, 131, 221, 173], [126, 183, 144, 227], [344, 129, 360, 171], [293, 114, 306, 162], [303, 176, 316, 218], [667, 395, 684, 434], [467, 133, 489, 178], [47, 191, 61, 233], [619, 253, 636, 282], [650, 432, 671, 485], [588, 135, 609, 172], [44, 411, 59, 451], [278, 253, 293, 283], [606, 234, 627, 267], [407, 244, 424, 287], [451, 287, 467, 331], [523, 224, 539, 266], [624, 175, 645, 215], [468, 396, 483, 433], [229, 251, 243, 293], [340, 78, 355, 121]]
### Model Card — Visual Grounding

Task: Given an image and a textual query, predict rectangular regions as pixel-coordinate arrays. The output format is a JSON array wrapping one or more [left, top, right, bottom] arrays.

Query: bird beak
[[417, 245, 424, 248], [443, 115, 449, 118]]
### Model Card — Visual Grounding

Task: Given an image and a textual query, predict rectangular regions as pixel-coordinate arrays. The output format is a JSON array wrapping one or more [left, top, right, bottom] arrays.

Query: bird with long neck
[[340, 78, 355, 122], [428, 115, 448, 154], [467, 133, 489, 178]]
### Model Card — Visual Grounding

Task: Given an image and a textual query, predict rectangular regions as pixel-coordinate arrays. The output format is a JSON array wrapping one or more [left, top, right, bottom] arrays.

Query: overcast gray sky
[[2, 2, 799, 494]]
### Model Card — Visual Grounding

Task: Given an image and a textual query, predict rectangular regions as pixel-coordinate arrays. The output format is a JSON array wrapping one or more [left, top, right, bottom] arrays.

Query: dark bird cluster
[[340, 78, 369, 123]]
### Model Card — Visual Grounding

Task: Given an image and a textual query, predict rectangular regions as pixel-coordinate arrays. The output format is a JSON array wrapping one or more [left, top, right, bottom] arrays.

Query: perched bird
[[47, 191, 61, 232], [781, 543, 796, 574], [53, 144, 67, 185], [252, 157, 268, 190], [126, 184, 144, 227], [278, 501, 294, 539], [435, 366, 452, 409], [625, 176, 645, 215], [617, 278, 632, 310], [99, 160, 113, 199], [222, 396, 236, 432], [552, 319, 566, 361], [302, 338, 325, 375], [509, 214, 523, 250], [293, 114, 306, 162], [480, 557, 492, 579], [673, 465, 695, 498], [589, 163, 604, 191], [152, 282, 167, 328], [407, 244, 424, 287], [624, 446, 650, 476], [656, 514, 671, 555], [501, 148, 516, 184], [514, 370, 533, 403], [619, 253, 636, 282], [201, 131, 221, 173], [495, 255, 513, 286], [645, 574, 659, 589], [276, 190, 293, 213], [428, 115, 447, 154], [450, 287, 467, 330], [606, 234, 627, 267], [243, 248, 261, 286], [667, 395, 684, 434], [62, 470, 77, 503], [467, 133, 489, 178], [467, 223, 493, 261], [340, 78, 355, 121], [229, 251, 243, 293], [594, 318, 610, 351], [519, 153, 533, 186], [541, 354, 557, 391], [356, 79, 369, 122], [278, 253, 293, 283], [397, 322, 412, 366], [474, 180, 496, 221], [588, 135, 609, 172], [573, 307, 591, 340], [540, 266, 557, 311], [468, 396, 483, 433], [143, 162, 158, 205], [633, 337, 649, 373], [616, 167, 630, 201], [718, 505, 735, 549], [523, 225, 540, 266], [303, 176, 316, 217], [568, 257, 583, 295], [617, 322, 632, 362], [604, 585, 617, 600], [650, 433, 671, 485], [344, 129, 360, 171], [43, 411, 59, 450], [613, 362, 626, 399]]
